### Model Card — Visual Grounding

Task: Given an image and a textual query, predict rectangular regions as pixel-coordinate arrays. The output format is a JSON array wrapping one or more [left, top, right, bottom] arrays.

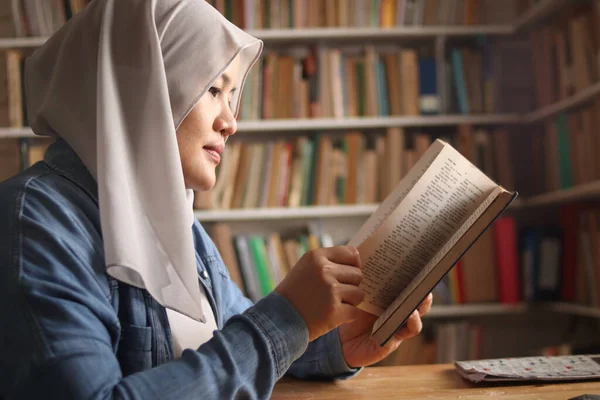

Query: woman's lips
[[203, 146, 221, 164]]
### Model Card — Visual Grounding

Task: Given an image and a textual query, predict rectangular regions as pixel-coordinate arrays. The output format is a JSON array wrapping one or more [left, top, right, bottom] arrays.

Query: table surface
[[272, 364, 600, 399]]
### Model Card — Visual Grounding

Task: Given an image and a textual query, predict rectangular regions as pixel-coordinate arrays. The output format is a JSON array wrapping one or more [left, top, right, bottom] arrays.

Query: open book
[[349, 139, 517, 346]]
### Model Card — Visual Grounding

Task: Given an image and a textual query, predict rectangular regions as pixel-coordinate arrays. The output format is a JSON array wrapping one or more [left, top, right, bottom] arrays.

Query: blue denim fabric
[[0, 139, 358, 400]]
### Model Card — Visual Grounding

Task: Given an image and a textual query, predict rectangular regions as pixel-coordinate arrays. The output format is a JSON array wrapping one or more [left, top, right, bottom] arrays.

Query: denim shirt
[[0, 139, 358, 400]]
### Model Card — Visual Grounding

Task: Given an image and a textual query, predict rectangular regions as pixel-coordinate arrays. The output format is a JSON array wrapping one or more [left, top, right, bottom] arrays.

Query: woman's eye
[[209, 87, 221, 97]]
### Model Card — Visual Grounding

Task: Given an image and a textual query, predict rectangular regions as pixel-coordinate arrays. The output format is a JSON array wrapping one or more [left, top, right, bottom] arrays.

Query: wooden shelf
[[514, 182, 600, 208], [549, 302, 600, 319], [194, 204, 378, 222], [423, 302, 600, 319], [424, 303, 532, 318], [514, 0, 569, 33], [247, 26, 513, 41], [523, 82, 600, 124], [236, 115, 521, 133], [0, 36, 47, 48], [0, 127, 36, 139], [0, 115, 520, 138], [0, 26, 513, 49]]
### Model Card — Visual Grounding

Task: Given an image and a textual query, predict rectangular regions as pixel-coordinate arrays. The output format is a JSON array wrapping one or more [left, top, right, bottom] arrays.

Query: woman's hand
[[274, 246, 364, 342], [338, 293, 433, 368]]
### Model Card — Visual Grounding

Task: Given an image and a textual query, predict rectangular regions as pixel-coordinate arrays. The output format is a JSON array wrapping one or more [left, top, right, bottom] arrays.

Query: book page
[[356, 144, 497, 315], [348, 140, 445, 248], [372, 187, 503, 333]]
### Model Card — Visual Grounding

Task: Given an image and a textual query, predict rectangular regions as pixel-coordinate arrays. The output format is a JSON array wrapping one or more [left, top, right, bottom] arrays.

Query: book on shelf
[[236, 42, 506, 121], [0, 138, 52, 183], [559, 205, 600, 309], [206, 0, 521, 30], [513, 100, 600, 197], [529, 3, 600, 109], [347, 138, 517, 345], [520, 227, 562, 303], [210, 221, 332, 302], [0, 139, 21, 182], [195, 125, 518, 211], [4, 49, 28, 129], [10, 0, 91, 37], [3, 44, 499, 130]]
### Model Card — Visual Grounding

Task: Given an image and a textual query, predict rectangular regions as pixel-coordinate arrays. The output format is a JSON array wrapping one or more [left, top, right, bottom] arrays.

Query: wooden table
[[272, 364, 600, 399]]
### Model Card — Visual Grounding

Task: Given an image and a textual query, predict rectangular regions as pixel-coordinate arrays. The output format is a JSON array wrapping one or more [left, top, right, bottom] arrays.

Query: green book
[[264, 0, 271, 29], [298, 236, 310, 257], [337, 140, 348, 203], [224, 0, 232, 21], [301, 137, 316, 206], [248, 237, 275, 296]]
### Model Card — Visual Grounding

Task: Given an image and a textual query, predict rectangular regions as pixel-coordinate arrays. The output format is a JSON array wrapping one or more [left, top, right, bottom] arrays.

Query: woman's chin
[[189, 174, 216, 192]]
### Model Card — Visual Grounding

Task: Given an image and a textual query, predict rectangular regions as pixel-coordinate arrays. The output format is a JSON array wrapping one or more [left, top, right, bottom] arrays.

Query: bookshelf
[[514, 182, 600, 209], [189, 179, 600, 223], [2, 0, 599, 363], [523, 81, 600, 124], [513, 0, 569, 33]]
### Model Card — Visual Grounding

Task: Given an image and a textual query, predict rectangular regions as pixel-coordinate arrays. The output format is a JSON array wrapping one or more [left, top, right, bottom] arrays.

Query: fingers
[[394, 310, 423, 341], [331, 262, 363, 285], [321, 246, 362, 269], [338, 283, 365, 306], [417, 293, 433, 316]]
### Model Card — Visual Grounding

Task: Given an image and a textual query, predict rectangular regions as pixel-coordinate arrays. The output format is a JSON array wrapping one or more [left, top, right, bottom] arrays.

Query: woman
[[0, 0, 432, 399]]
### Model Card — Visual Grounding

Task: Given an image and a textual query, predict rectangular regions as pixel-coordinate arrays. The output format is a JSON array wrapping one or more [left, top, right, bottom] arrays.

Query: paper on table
[[456, 355, 600, 383]]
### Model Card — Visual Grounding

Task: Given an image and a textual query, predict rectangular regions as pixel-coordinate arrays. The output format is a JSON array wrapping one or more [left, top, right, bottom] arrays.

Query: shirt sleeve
[[0, 182, 311, 400]]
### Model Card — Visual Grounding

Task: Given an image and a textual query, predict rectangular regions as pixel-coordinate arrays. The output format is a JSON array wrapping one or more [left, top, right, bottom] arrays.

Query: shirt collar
[[43, 138, 99, 202]]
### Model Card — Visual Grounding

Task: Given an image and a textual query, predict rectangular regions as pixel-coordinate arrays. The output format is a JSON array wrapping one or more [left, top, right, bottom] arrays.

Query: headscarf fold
[[25, 0, 262, 321]]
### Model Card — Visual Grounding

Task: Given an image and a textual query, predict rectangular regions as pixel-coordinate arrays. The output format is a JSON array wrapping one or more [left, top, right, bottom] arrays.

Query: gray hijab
[[24, 0, 262, 322]]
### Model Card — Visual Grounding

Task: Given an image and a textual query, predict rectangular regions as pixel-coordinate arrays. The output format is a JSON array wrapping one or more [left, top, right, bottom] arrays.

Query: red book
[[494, 217, 520, 304], [559, 205, 579, 302], [454, 260, 465, 304]]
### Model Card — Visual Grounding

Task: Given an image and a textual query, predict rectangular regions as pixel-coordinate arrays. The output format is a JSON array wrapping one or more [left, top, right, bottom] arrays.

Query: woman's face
[[176, 56, 240, 191]]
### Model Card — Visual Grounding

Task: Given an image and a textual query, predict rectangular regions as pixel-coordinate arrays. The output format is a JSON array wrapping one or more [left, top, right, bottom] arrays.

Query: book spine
[[494, 217, 520, 304], [560, 205, 578, 302]]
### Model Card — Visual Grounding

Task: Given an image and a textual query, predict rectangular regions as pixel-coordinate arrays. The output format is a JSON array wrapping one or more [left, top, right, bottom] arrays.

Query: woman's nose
[[214, 108, 237, 138]]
